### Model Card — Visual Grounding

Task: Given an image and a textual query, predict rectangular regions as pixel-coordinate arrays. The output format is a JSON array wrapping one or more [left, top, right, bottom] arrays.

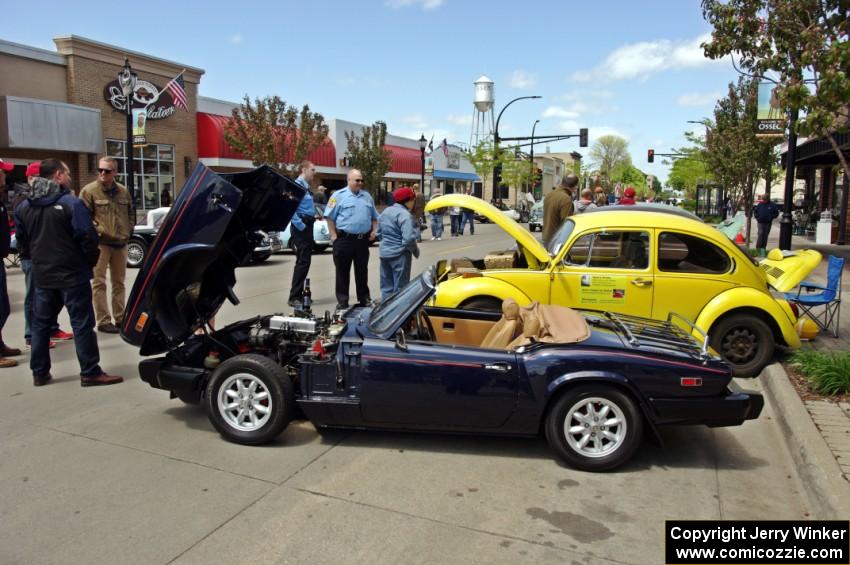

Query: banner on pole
[[756, 82, 785, 136], [132, 107, 147, 147]]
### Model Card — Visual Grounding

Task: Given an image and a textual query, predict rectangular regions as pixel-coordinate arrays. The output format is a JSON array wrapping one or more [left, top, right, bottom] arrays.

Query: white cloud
[[447, 114, 473, 126], [676, 91, 721, 107], [229, 34, 242, 44], [543, 106, 579, 119], [509, 69, 537, 90], [572, 33, 722, 83], [399, 114, 429, 130], [384, 0, 444, 10]]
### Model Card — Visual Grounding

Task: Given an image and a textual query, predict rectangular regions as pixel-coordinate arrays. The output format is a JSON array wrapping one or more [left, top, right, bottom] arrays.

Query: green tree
[[589, 135, 631, 182], [345, 121, 393, 195], [702, 0, 850, 183], [666, 141, 712, 199], [224, 95, 329, 175], [466, 139, 502, 189], [702, 78, 778, 244], [500, 146, 540, 202]]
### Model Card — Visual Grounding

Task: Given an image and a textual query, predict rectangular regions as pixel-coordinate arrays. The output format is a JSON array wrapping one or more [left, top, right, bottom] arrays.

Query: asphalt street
[[0, 222, 812, 565]]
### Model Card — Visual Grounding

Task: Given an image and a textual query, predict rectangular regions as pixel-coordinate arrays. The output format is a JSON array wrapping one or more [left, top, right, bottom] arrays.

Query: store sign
[[103, 79, 177, 120], [425, 156, 434, 176], [756, 82, 785, 136], [446, 150, 460, 170]]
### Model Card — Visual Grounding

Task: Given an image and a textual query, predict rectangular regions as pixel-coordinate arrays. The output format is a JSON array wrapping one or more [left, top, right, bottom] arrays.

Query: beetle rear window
[[658, 232, 731, 274]]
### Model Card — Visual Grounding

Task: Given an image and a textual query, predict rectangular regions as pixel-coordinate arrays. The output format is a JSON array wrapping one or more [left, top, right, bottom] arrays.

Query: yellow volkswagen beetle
[[425, 195, 821, 377]]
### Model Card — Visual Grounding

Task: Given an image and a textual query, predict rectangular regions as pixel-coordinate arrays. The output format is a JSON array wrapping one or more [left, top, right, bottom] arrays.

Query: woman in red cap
[[618, 186, 637, 205], [378, 186, 420, 301]]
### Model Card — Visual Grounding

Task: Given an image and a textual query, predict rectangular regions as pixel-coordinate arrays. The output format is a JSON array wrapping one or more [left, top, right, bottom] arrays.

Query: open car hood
[[425, 194, 550, 266], [121, 164, 305, 355], [759, 248, 822, 292]]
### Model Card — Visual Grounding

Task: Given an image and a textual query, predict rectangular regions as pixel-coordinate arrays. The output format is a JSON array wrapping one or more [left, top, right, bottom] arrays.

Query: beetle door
[[360, 337, 518, 429], [550, 229, 654, 318]]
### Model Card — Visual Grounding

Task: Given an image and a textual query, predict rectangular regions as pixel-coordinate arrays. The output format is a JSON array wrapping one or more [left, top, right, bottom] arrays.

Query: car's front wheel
[[460, 296, 502, 312], [206, 354, 294, 444], [545, 385, 643, 471], [126, 239, 148, 268], [710, 313, 773, 378]]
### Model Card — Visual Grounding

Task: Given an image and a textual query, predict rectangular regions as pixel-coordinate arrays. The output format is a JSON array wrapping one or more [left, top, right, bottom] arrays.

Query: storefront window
[[106, 139, 175, 211]]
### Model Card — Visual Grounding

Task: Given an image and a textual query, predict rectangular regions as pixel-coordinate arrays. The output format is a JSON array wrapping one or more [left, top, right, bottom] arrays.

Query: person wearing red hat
[[378, 186, 420, 301], [0, 158, 21, 367], [619, 186, 637, 205]]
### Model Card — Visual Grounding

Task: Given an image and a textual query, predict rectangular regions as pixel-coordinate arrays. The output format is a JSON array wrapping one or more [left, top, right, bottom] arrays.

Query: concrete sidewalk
[[757, 222, 850, 513]]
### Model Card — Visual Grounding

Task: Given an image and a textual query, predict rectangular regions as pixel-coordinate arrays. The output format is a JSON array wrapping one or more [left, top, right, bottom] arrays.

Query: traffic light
[[647, 149, 655, 163], [579, 128, 588, 147]]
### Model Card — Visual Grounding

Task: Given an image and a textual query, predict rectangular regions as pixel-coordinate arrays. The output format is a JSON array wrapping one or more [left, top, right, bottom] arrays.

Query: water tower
[[470, 75, 495, 148]]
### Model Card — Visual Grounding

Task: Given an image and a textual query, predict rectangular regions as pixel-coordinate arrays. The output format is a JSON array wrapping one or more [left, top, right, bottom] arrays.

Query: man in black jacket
[[14, 159, 123, 387], [0, 158, 21, 368], [752, 194, 779, 257]]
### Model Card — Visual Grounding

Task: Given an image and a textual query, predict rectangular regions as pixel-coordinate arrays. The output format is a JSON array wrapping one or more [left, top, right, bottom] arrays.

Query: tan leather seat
[[510, 301, 590, 347], [480, 298, 523, 349]]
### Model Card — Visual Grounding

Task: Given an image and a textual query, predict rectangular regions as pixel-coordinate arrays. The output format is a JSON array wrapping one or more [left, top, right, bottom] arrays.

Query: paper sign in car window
[[580, 275, 628, 305]]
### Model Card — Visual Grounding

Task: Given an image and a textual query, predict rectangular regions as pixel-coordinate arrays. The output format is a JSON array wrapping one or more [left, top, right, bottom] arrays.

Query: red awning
[[385, 145, 422, 175], [196, 112, 336, 167]]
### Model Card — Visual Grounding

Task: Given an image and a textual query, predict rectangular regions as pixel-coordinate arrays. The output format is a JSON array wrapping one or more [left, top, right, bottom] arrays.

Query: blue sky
[[4, 0, 739, 183]]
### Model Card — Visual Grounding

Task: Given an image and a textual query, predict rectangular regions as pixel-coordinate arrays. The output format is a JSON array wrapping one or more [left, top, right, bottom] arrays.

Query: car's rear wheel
[[710, 314, 773, 378], [460, 296, 502, 312], [206, 354, 294, 444], [127, 239, 148, 268], [545, 385, 643, 471]]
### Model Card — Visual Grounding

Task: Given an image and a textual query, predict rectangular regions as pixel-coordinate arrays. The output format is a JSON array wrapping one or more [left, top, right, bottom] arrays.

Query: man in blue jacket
[[752, 194, 779, 257], [378, 187, 420, 301], [14, 159, 123, 387]]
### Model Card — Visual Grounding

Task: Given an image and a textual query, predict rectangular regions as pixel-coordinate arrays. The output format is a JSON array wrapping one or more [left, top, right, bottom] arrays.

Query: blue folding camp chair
[[784, 255, 844, 337]]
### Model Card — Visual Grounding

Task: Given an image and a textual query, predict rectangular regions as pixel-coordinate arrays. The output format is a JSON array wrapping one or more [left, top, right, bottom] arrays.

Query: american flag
[[163, 72, 188, 110]]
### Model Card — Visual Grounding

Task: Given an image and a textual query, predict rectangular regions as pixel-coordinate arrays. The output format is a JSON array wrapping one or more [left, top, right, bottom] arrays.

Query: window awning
[[385, 145, 422, 175], [196, 112, 337, 166], [433, 170, 480, 181], [0, 96, 103, 153]]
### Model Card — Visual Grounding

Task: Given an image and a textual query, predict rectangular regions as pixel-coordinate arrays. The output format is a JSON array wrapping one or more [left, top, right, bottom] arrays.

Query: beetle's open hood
[[425, 194, 550, 266], [759, 248, 822, 292], [121, 164, 305, 355]]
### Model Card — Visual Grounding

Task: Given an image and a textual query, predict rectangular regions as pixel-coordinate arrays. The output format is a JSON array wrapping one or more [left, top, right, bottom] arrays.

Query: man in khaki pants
[[79, 157, 133, 334]]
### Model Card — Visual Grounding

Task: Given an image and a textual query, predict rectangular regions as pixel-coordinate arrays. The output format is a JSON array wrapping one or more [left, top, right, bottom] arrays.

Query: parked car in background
[[528, 201, 544, 232], [425, 195, 822, 378], [120, 165, 763, 471], [476, 200, 527, 223], [127, 207, 272, 267], [270, 203, 331, 253]]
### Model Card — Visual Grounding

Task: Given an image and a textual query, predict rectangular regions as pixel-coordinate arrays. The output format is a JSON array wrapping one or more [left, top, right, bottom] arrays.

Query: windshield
[[368, 270, 433, 334], [545, 218, 576, 256]]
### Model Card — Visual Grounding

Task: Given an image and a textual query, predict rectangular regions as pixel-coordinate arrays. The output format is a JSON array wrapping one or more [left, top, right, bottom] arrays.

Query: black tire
[[710, 314, 774, 378], [127, 239, 148, 268], [313, 244, 329, 253], [460, 296, 502, 312], [205, 354, 295, 445], [251, 253, 271, 264], [545, 385, 643, 472]]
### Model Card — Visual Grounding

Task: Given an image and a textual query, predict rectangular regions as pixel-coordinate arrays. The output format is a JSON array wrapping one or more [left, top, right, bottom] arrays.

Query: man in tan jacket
[[542, 174, 576, 246], [79, 157, 134, 333]]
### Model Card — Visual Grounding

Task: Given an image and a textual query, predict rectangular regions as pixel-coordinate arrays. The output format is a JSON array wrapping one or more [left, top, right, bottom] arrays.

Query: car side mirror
[[395, 328, 408, 351]]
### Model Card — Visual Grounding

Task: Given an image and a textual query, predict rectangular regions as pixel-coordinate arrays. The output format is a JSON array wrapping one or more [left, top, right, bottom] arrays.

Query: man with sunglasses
[[79, 157, 134, 334], [324, 169, 379, 310]]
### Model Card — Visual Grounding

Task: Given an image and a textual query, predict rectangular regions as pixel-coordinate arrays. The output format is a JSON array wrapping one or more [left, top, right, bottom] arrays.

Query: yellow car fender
[[434, 275, 532, 309], [694, 287, 800, 349]]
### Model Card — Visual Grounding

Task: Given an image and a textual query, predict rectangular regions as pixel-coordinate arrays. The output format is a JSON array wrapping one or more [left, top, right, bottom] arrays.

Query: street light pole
[[493, 95, 541, 202], [778, 107, 800, 250], [530, 119, 540, 199], [418, 133, 427, 197], [118, 58, 138, 215]]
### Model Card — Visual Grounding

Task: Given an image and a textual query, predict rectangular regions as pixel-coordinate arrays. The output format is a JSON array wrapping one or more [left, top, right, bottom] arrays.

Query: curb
[[759, 363, 850, 519]]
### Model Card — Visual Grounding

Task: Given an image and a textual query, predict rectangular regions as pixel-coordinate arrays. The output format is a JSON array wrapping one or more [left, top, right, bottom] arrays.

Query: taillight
[[789, 302, 799, 319], [680, 377, 703, 387]]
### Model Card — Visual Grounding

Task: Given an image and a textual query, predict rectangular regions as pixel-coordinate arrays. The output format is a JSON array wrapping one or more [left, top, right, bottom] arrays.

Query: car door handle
[[484, 362, 511, 372], [631, 278, 652, 287]]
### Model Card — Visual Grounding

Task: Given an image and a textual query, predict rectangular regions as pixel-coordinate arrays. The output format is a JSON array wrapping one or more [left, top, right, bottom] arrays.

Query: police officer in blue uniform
[[324, 169, 379, 309], [288, 160, 317, 307]]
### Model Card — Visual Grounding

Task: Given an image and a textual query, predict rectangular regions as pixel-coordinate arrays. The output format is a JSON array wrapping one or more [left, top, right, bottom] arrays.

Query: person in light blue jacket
[[378, 187, 420, 301]]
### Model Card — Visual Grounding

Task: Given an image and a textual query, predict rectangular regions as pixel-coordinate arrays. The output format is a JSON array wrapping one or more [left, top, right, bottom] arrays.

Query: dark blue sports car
[[122, 164, 763, 471]]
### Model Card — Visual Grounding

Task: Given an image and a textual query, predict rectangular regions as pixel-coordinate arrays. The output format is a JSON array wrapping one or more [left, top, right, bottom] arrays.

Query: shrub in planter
[[789, 350, 850, 395]]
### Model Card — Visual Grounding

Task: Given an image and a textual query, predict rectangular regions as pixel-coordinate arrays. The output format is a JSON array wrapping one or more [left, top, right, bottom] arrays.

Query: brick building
[[1, 36, 203, 216]]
